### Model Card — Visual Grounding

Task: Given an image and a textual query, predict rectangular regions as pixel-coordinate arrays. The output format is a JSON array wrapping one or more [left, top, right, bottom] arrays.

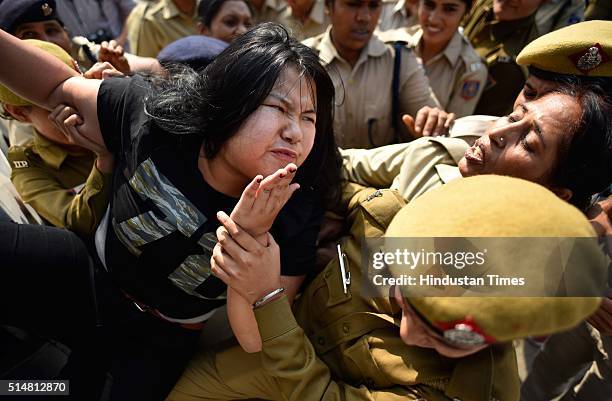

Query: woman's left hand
[[211, 211, 281, 304]]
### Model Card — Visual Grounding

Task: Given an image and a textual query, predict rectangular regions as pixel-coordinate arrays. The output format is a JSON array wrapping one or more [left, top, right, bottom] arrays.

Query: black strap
[[391, 41, 407, 142]]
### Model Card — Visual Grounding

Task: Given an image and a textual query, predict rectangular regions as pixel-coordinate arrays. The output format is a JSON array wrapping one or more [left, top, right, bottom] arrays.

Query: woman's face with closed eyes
[[459, 92, 581, 189]]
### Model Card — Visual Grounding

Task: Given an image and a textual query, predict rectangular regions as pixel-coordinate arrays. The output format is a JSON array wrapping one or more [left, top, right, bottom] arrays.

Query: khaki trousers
[[166, 340, 279, 401]]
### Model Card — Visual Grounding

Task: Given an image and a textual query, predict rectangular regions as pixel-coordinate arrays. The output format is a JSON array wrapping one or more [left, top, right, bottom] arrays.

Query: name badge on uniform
[[460, 80, 481, 100], [12, 160, 28, 169]]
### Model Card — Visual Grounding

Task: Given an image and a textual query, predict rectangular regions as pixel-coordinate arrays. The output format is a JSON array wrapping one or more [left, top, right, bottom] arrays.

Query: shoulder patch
[[460, 80, 481, 100]]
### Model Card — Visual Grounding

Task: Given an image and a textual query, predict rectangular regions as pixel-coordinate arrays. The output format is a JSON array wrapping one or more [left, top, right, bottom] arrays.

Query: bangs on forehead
[[272, 63, 318, 112]]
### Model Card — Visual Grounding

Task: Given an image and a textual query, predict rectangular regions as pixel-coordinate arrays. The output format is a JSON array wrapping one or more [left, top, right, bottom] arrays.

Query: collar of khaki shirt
[[161, 0, 197, 20], [409, 27, 463, 67], [316, 26, 388, 68], [32, 130, 90, 170]]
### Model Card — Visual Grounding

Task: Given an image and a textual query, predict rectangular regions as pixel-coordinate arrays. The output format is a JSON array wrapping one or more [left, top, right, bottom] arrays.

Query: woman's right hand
[[211, 212, 282, 305], [229, 163, 300, 239]]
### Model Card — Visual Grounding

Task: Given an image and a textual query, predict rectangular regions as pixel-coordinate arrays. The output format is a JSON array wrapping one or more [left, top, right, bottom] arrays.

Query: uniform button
[[317, 337, 325, 345], [348, 79, 354, 85], [348, 112, 353, 118], [342, 323, 350, 334], [324, 270, 331, 278]]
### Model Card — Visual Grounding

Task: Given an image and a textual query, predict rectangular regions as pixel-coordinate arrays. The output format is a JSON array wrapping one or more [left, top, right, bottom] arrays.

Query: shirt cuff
[[86, 162, 112, 192], [253, 294, 298, 342]]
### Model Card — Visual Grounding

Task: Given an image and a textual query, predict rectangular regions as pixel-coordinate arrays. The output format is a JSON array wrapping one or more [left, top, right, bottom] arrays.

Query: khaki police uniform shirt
[[252, 0, 287, 23], [277, 0, 329, 41], [248, 185, 520, 401], [304, 28, 439, 149], [398, 26, 487, 117], [463, 0, 539, 116], [126, 0, 197, 57], [378, 0, 418, 31], [7, 130, 112, 235], [341, 135, 469, 202]]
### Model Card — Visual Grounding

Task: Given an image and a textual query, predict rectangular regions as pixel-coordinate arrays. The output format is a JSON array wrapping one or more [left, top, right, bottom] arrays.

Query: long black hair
[[144, 23, 342, 203], [546, 82, 612, 210]]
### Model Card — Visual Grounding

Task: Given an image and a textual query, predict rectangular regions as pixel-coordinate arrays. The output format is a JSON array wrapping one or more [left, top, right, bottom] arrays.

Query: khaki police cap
[[0, 39, 74, 107], [517, 20, 612, 76], [385, 175, 606, 345]]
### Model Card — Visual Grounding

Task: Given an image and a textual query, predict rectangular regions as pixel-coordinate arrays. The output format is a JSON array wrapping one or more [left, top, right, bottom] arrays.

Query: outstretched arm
[[0, 29, 105, 150]]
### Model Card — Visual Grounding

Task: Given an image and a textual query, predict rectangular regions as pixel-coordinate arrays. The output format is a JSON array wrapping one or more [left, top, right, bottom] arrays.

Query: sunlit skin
[[417, 0, 466, 63], [13, 20, 72, 53], [458, 93, 580, 197], [199, 66, 318, 197], [394, 286, 488, 358], [492, 0, 543, 21], [198, 0, 254, 43], [328, 0, 382, 67]]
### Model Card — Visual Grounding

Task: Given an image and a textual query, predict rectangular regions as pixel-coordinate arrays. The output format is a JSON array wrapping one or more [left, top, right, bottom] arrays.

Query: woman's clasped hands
[[211, 164, 299, 304]]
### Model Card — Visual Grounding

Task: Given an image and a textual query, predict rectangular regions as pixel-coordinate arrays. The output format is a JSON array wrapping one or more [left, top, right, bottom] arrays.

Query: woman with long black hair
[[0, 23, 342, 400]]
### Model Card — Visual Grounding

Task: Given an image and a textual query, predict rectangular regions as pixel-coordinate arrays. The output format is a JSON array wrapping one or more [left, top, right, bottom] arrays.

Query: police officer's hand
[[48, 104, 114, 173], [211, 211, 282, 304], [404, 106, 456, 138], [98, 40, 131, 76], [229, 164, 300, 240], [587, 297, 612, 336], [83, 61, 125, 80]]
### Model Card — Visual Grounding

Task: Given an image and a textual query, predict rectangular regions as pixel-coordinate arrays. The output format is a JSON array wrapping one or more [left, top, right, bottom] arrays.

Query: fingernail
[[288, 166, 297, 173], [216, 211, 227, 220]]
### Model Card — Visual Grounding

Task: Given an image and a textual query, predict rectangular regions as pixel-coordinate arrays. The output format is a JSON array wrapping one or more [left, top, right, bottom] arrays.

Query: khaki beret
[[517, 20, 612, 76], [0, 39, 75, 107], [385, 175, 607, 345]]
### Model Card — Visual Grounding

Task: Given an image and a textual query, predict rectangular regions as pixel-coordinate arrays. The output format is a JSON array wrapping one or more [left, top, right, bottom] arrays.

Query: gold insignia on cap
[[42, 3, 53, 16], [569, 43, 611, 74], [578, 47, 602, 70], [443, 323, 486, 346]]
